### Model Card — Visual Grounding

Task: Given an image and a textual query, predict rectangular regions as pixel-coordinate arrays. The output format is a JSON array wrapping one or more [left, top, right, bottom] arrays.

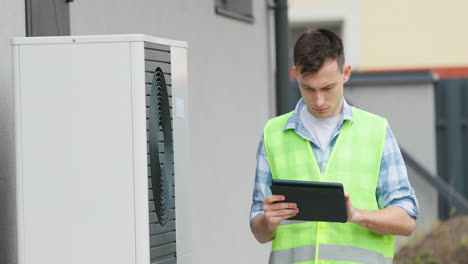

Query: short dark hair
[[293, 28, 345, 74]]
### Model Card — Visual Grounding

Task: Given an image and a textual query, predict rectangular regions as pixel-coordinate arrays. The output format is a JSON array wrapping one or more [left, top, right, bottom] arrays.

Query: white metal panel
[[16, 41, 136, 264], [130, 41, 151, 264], [12, 42, 25, 264], [175, 253, 191, 264], [11, 34, 187, 48], [171, 46, 191, 260]]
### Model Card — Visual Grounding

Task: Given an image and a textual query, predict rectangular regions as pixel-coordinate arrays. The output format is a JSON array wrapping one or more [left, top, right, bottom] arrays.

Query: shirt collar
[[283, 97, 354, 131]]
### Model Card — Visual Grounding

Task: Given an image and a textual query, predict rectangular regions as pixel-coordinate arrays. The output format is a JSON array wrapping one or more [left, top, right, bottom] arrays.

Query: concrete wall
[[69, 1, 273, 263], [345, 81, 439, 248], [0, 0, 25, 263], [289, 0, 468, 70]]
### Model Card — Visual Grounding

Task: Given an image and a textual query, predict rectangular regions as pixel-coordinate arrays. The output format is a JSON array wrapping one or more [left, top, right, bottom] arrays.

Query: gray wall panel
[[0, 0, 25, 263], [69, 1, 273, 263]]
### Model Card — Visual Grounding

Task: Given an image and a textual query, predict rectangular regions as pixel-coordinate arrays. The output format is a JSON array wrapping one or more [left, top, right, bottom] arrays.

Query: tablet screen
[[271, 179, 347, 223]]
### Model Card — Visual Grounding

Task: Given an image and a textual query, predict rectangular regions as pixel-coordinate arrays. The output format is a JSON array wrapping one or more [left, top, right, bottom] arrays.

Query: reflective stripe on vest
[[269, 244, 393, 264], [269, 245, 316, 264], [264, 107, 395, 264]]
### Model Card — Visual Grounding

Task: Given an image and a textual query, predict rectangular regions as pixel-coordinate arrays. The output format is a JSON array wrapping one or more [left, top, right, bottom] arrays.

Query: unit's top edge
[[11, 34, 188, 48]]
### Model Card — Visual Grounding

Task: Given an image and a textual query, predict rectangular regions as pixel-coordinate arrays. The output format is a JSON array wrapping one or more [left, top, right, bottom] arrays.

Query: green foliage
[[460, 235, 468, 247], [449, 206, 457, 218], [405, 252, 440, 264]]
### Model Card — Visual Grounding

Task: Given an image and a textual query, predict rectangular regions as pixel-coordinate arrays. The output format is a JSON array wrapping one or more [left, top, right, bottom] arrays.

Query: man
[[250, 28, 418, 264]]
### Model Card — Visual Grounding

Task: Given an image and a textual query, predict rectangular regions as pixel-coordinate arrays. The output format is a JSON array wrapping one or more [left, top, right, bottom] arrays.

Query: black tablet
[[271, 179, 347, 223]]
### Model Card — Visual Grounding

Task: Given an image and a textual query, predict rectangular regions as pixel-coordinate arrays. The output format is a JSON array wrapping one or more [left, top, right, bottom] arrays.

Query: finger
[[264, 202, 297, 212], [270, 202, 298, 211], [263, 195, 285, 205], [266, 210, 300, 224], [266, 208, 299, 218], [268, 215, 296, 225]]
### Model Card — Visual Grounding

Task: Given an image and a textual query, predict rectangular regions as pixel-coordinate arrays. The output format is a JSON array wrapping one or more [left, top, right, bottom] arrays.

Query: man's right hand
[[252, 195, 299, 243], [263, 195, 299, 229]]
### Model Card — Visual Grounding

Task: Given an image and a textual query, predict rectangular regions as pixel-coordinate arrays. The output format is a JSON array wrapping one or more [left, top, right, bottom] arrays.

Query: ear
[[290, 66, 297, 79], [342, 65, 352, 83]]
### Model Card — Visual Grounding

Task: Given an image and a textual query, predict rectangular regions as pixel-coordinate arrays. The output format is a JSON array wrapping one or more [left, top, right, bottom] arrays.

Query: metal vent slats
[[146, 60, 171, 73], [144, 49, 171, 62], [150, 232, 176, 247], [150, 244, 177, 260], [146, 73, 172, 86], [150, 221, 176, 235], [149, 210, 176, 224], [150, 250, 178, 264], [146, 96, 173, 109], [144, 42, 177, 264], [146, 84, 172, 97]]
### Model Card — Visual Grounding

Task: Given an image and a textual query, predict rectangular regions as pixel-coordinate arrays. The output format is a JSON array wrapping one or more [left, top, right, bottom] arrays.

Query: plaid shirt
[[250, 98, 419, 228]]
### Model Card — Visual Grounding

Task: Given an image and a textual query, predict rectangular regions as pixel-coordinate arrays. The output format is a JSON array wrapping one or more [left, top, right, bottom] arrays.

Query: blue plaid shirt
[[250, 98, 419, 228]]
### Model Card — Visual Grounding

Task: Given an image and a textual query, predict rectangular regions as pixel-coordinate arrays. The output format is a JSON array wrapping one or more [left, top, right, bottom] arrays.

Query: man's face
[[293, 59, 351, 118]]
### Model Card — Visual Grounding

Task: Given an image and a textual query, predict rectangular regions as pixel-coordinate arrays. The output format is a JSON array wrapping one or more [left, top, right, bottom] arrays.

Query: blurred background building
[[289, 0, 468, 71], [1, 0, 467, 263]]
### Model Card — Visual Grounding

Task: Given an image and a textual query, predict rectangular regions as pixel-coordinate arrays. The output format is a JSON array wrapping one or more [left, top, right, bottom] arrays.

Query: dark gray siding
[[435, 78, 468, 218]]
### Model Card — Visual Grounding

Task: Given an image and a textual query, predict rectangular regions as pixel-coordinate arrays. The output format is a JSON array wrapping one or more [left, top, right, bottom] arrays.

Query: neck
[[330, 99, 344, 117]]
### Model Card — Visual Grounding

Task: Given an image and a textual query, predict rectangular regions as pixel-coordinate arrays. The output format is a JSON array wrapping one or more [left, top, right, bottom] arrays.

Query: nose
[[313, 92, 325, 107]]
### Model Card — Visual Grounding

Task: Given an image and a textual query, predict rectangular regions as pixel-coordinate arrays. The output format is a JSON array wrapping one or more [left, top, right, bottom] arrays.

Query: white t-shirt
[[300, 106, 341, 150]]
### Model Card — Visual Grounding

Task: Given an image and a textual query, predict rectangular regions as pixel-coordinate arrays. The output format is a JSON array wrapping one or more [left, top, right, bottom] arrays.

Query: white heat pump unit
[[12, 35, 191, 264]]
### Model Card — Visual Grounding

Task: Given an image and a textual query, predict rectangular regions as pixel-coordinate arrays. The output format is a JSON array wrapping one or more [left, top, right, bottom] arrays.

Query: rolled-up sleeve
[[376, 125, 419, 218], [250, 136, 273, 231]]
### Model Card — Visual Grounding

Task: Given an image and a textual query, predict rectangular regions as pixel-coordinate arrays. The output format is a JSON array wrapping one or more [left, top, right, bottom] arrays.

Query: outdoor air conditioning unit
[[12, 35, 191, 264]]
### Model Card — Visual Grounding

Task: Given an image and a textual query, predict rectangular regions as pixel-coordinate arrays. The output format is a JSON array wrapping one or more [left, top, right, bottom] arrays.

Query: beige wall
[[289, 0, 468, 70]]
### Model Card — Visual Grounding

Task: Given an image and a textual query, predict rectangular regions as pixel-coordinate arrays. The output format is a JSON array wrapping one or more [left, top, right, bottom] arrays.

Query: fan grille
[[149, 67, 174, 226], [145, 42, 177, 263]]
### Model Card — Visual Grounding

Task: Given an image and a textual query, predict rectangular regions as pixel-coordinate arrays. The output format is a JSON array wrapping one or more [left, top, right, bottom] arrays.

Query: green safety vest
[[264, 107, 395, 264]]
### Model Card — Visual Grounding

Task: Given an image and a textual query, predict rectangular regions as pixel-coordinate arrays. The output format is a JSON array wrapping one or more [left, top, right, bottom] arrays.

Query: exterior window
[[25, 0, 71, 36], [215, 0, 254, 23], [290, 22, 343, 52]]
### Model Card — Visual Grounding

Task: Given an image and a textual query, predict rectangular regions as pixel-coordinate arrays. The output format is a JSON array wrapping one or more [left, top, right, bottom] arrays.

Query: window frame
[[215, 0, 254, 24]]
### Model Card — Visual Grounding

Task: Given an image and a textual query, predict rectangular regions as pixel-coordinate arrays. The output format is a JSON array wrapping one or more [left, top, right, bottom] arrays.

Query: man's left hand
[[345, 191, 361, 223], [343, 191, 416, 236]]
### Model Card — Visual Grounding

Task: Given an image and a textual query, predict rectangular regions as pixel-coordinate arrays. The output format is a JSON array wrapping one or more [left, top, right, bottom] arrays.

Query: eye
[[324, 84, 336, 91]]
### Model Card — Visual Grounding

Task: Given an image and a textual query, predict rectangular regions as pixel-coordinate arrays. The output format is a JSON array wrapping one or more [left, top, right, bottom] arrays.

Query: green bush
[[405, 252, 440, 264]]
